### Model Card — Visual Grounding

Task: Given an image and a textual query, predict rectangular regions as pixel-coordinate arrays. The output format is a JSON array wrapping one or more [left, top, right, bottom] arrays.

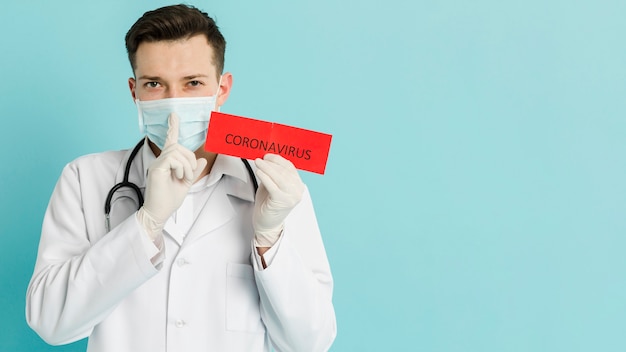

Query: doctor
[[26, 4, 336, 352]]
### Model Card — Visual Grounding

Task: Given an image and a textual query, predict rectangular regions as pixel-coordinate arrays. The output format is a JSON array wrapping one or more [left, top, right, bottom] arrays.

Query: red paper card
[[205, 112, 333, 174]]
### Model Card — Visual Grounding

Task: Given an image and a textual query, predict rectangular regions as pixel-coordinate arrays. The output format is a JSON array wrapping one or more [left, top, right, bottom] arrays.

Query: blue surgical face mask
[[136, 87, 220, 151]]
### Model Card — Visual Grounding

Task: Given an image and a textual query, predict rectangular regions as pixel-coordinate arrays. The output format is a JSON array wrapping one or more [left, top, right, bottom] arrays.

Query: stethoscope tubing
[[104, 139, 257, 232], [104, 139, 145, 232]]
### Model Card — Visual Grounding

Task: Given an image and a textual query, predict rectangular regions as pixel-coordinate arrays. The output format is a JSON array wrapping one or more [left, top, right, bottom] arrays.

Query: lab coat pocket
[[226, 262, 264, 333]]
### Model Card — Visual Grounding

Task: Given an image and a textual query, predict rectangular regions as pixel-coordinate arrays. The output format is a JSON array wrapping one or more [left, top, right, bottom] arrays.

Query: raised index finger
[[164, 113, 180, 148]]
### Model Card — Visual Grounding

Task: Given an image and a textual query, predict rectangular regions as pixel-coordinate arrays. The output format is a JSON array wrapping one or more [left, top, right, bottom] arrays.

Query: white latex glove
[[137, 114, 208, 239], [253, 154, 305, 247]]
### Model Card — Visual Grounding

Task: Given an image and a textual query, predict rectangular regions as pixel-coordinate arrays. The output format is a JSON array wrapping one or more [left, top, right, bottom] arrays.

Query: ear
[[216, 72, 233, 108], [128, 77, 137, 101]]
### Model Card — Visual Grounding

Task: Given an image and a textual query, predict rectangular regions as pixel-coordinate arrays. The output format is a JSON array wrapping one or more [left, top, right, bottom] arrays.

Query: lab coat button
[[176, 258, 187, 266], [175, 319, 186, 328]]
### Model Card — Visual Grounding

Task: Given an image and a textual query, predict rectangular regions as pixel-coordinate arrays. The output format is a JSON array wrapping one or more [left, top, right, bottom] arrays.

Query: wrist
[[253, 225, 283, 248], [137, 207, 165, 241]]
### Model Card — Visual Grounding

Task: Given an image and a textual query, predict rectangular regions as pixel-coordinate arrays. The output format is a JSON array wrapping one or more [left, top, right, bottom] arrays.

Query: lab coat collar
[[209, 154, 256, 202]]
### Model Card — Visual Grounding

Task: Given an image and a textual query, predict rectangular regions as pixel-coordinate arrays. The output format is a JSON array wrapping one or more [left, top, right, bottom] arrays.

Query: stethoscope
[[104, 139, 258, 232]]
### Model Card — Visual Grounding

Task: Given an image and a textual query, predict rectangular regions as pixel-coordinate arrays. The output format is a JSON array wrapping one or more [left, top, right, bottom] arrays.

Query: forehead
[[134, 34, 216, 78]]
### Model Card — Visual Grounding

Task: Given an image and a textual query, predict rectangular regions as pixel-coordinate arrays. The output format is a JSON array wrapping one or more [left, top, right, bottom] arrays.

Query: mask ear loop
[[215, 75, 223, 112], [136, 99, 146, 134]]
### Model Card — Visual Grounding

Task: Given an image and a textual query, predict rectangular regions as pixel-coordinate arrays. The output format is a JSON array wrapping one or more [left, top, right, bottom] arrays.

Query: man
[[26, 4, 336, 351]]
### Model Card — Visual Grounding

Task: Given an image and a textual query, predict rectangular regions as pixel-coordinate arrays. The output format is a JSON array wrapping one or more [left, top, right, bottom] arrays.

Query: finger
[[255, 158, 295, 191], [175, 143, 199, 171], [164, 113, 180, 148], [263, 154, 297, 171], [156, 149, 194, 180], [153, 156, 184, 179], [171, 151, 195, 181], [169, 156, 187, 180], [255, 168, 281, 195], [155, 149, 192, 180], [161, 143, 198, 169], [261, 154, 300, 188]]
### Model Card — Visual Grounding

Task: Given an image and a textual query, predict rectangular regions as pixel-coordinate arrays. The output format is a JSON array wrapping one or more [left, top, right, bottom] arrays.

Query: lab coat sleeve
[[252, 187, 337, 352], [26, 162, 159, 345]]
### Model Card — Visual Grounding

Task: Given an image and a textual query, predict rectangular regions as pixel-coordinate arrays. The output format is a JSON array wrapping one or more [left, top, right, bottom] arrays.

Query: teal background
[[2, 0, 626, 351]]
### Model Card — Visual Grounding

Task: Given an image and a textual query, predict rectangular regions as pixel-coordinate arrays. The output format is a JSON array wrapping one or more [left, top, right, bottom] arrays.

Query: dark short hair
[[125, 4, 226, 78]]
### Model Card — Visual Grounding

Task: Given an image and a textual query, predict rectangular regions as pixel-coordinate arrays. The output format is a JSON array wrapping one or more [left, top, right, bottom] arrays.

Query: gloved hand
[[253, 154, 305, 247], [137, 114, 208, 239]]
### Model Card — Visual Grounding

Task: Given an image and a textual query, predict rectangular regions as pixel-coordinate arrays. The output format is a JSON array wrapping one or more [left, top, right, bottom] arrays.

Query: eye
[[188, 80, 203, 87], [144, 81, 160, 89]]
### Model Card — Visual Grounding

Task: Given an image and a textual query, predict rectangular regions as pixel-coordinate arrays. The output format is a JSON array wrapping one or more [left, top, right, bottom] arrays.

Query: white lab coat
[[26, 141, 336, 352]]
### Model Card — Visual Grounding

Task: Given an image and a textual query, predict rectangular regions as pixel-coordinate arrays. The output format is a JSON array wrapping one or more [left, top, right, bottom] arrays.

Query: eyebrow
[[183, 74, 210, 80], [137, 75, 161, 81], [137, 74, 210, 81]]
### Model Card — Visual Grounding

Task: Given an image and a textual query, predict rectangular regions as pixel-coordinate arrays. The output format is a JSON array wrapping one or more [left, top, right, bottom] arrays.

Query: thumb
[[192, 158, 208, 182], [164, 113, 180, 148]]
